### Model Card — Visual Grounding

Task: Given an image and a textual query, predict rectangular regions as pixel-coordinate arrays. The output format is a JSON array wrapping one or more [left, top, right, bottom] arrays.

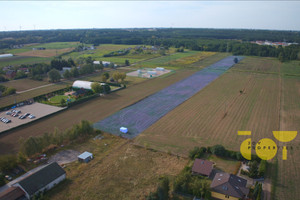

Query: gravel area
[[48, 149, 80, 165]]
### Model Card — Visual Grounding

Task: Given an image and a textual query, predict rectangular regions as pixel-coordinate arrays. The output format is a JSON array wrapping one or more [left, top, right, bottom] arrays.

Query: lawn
[[49, 95, 74, 104], [0, 56, 51, 68], [207, 155, 240, 175], [46, 134, 187, 200]]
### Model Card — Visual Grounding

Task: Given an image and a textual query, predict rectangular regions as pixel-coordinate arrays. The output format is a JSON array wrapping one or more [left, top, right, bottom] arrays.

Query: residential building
[[191, 159, 214, 177], [210, 173, 249, 200]]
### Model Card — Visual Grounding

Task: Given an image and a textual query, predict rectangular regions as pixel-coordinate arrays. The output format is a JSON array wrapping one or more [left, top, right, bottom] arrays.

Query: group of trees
[[112, 72, 126, 83], [146, 176, 170, 200], [241, 160, 267, 179], [51, 58, 75, 71], [1, 28, 299, 61], [91, 82, 111, 94], [0, 85, 16, 96], [20, 120, 96, 157], [173, 167, 211, 199]]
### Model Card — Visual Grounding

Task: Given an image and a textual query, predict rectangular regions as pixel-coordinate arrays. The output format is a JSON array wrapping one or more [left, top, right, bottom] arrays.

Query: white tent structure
[[120, 127, 128, 133], [93, 61, 100, 65], [72, 80, 93, 90], [0, 54, 13, 58]]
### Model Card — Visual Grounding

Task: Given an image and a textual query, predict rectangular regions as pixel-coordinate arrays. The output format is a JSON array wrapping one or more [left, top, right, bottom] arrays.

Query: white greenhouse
[[72, 80, 93, 90], [0, 54, 13, 58]]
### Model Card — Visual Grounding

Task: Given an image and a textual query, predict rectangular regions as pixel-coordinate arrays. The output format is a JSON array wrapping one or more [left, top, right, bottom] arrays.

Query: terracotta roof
[[211, 173, 249, 199], [0, 186, 25, 200], [191, 159, 214, 176]]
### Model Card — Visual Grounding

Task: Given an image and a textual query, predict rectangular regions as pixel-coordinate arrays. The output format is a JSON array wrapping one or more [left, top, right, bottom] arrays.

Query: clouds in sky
[[1, 1, 299, 31]]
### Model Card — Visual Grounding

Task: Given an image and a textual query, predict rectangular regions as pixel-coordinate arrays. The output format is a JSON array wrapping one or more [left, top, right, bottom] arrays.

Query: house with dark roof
[[210, 173, 249, 200], [5, 70, 16, 79], [13, 162, 66, 199], [191, 159, 214, 177], [0, 186, 26, 200]]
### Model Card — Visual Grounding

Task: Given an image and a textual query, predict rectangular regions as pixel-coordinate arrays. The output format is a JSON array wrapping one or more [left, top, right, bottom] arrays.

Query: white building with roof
[[78, 151, 93, 163]]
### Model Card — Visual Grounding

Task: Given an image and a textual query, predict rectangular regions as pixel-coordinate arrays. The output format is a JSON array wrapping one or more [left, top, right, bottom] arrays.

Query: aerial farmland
[[0, 26, 300, 200]]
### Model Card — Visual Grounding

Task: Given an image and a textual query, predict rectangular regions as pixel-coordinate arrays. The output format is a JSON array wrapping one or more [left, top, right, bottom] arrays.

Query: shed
[[120, 127, 128, 133], [78, 151, 93, 163], [93, 61, 100, 65]]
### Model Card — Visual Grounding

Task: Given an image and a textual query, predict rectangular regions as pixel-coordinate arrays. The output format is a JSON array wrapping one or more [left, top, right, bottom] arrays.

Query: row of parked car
[[1, 110, 36, 123], [0, 117, 11, 124], [19, 113, 35, 119]]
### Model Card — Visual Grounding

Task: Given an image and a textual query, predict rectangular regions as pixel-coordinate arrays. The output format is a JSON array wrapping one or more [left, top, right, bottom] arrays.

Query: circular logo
[[255, 138, 277, 160]]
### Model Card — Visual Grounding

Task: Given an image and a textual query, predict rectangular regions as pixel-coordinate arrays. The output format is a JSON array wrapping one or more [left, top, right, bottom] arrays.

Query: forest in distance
[[0, 28, 300, 62]]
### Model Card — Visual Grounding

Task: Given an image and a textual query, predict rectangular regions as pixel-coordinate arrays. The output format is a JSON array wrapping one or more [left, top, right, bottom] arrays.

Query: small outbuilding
[[93, 61, 100, 65], [120, 127, 128, 133], [78, 151, 93, 163]]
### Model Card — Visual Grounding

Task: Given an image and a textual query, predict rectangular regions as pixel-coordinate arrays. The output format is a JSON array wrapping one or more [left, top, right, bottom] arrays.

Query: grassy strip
[[271, 158, 278, 200]]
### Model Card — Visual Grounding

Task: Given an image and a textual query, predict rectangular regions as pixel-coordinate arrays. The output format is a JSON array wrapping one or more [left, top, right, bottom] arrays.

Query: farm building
[[210, 173, 249, 200], [93, 61, 100, 65], [72, 80, 93, 90], [0, 54, 13, 58], [191, 159, 214, 177], [13, 162, 66, 199], [6, 70, 16, 79], [78, 151, 93, 163], [0, 186, 26, 200]]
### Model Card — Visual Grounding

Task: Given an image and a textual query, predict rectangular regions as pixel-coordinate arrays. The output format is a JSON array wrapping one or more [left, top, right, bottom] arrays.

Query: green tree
[[60, 98, 66, 106], [0, 174, 5, 186], [102, 72, 110, 82], [70, 67, 79, 77], [234, 57, 238, 63], [48, 69, 61, 82], [91, 82, 103, 93], [3, 87, 16, 96], [249, 160, 259, 178], [125, 59, 130, 66], [63, 69, 71, 79], [211, 145, 226, 157]]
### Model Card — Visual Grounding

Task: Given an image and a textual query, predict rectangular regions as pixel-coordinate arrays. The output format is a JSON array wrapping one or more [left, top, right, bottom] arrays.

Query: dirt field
[[15, 48, 74, 57], [47, 135, 187, 200], [0, 103, 65, 133], [48, 150, 80, 165], [1, 78, 49, 92], [0, 70, 195, 154]]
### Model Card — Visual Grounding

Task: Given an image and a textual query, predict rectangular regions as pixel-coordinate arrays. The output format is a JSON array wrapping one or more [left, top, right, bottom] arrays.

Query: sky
[[0, 1, 300, 31]]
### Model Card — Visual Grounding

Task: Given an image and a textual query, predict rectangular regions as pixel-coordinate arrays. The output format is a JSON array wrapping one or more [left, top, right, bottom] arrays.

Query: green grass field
[[49, 95, 74, 104]]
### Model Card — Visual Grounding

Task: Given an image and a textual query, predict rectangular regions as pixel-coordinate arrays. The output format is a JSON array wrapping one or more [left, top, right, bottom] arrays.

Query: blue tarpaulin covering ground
[[94, 56, 243, 139]]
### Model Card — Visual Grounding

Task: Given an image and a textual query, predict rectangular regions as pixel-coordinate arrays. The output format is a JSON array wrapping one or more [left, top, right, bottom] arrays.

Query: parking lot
[[0, 102, 65, 133]]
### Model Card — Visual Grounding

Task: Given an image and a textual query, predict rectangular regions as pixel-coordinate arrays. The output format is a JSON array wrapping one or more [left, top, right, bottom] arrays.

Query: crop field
[[47, 135, 187, 200], [15, 48, 74, 58], [134, 57, 300, 200], [63, 44, 165, 65], [275, 76, 300, 200], [0, 56, 50, 68], [1, 78, 49, 91], [0, 83, 69, 109], [0, 69, 195, 154], [94, 56, 242, 138], [168, 51, 216, 66]]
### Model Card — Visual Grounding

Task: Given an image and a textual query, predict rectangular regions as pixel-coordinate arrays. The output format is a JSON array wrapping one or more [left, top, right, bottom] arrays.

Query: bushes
[[188, 147, 206, 159], [20, 120, 96, 157], [145, 176, 170, 200], [258, 160, 267, 177], [0, 154, 17, 172]]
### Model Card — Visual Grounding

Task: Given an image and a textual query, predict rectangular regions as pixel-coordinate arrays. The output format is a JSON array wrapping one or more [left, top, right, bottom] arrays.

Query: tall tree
[[48, 69, 61, 82]]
